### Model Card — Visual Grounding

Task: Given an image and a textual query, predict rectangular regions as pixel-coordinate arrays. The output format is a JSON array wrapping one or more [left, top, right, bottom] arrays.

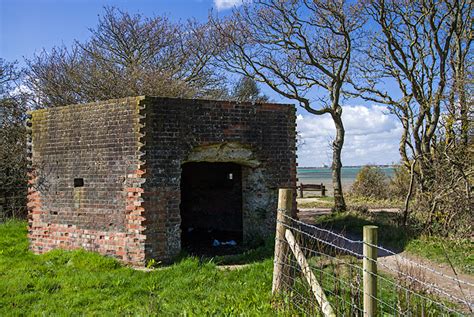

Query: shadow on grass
[[314, 211, 420, 253]]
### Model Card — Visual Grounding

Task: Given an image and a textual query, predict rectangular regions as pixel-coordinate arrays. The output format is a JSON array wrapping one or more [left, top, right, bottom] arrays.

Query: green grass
[[0, 220, 277, 316], [314, 211, 474, 275], [213, 238, 275, 265], [1, 219, 468, 315], [405, 236, 474, 275], [297, 195, 403, 209]]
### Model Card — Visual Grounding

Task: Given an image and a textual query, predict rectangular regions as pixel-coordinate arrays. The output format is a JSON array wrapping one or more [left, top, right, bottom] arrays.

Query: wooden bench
[[298, 183, 326, 198]]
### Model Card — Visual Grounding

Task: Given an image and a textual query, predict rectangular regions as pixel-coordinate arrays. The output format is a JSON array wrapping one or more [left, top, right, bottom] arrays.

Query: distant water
[[297, 166, 395, 195]]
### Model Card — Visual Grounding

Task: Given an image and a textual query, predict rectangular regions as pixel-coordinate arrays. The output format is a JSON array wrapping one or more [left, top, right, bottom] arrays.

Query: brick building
[[27, 96, 296, 266]]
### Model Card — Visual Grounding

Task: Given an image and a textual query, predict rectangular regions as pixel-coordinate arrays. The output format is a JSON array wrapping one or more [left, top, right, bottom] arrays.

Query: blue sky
[[0, 0, 402, 167], [1, 0, 220, 62]]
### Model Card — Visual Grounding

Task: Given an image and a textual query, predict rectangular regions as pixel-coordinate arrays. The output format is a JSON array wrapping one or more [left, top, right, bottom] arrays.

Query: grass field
[[0, 220, 276, 316], [297, 195, 403, 209], [1, 217, 470, 315]]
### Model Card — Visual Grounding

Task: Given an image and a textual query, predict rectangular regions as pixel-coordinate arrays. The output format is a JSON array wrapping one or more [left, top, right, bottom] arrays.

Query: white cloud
[[214, 0, 246, 10], [297, 105, 402, 167]]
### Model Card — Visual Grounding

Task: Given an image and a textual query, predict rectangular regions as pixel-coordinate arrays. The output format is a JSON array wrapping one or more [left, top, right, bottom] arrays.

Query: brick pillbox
[[26, 96, 297, 266]]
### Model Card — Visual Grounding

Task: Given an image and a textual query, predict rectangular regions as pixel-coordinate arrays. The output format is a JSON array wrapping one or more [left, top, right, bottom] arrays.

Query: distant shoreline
[[298, 165, 396, 169], [297, 166, 395, 196]]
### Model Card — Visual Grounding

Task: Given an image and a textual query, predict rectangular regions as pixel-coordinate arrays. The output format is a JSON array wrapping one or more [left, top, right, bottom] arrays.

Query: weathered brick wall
[[27, 97, 147, 265], [141, 97, 297, 261], [27, 96, 296, 265]]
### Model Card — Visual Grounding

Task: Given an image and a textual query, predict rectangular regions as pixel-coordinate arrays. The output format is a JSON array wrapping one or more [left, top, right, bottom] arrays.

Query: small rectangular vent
[[74, 178, 84, 188]]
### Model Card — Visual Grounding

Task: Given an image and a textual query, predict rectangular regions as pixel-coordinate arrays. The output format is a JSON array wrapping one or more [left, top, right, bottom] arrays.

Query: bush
[[350, 166, 389, 199], [409, 143, 473, 237], [388, 164, 411, 199]]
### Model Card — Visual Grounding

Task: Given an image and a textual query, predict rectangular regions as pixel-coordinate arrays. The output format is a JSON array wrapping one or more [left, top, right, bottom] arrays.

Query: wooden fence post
[[363, 225, 378, 317], [272, 188, 293, 294], [285, 229, 336, 317]]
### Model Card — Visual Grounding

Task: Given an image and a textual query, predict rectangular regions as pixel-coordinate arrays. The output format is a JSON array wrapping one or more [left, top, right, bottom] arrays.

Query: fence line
[[280, 214, 473, 309], [285, 213, 474, 288], [272, 188, 473, 316]]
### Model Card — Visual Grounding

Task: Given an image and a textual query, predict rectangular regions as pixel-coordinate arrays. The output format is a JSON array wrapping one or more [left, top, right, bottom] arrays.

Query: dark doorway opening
[[180, 162, 243, 255]]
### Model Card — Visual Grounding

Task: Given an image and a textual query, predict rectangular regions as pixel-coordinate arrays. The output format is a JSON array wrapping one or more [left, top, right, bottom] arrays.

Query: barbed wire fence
[[272, 188, 473, 316]]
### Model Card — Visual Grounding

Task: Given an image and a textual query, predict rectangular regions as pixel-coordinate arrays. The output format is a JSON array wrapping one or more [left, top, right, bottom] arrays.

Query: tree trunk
[[459, 86, 469, 147], [332, 113, 346, 212], [402, 157, 417, 226]]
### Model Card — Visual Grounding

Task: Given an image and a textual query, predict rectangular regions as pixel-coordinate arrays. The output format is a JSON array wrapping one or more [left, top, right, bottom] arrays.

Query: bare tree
[[212, 0, 365, 211], [0, 59, 29, 219], [353, 0, 472, 188], [352, 0, 472, 228], [446, 2, 473, 147], [26, 7, 226, 108]]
